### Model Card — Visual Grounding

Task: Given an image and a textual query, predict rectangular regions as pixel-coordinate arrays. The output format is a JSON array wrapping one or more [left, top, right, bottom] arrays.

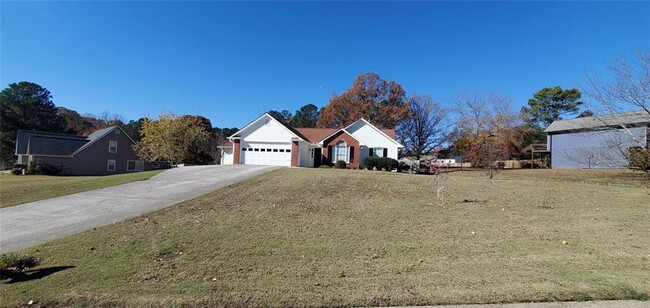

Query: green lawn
[[2, 168, 648, 306], [0, 170, 164, 208]]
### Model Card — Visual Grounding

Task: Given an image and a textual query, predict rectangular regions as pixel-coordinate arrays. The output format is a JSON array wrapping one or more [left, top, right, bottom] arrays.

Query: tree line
[[2, 48, 647, 171], [0, 82, 143, 165], [0, 82, 237, 167]]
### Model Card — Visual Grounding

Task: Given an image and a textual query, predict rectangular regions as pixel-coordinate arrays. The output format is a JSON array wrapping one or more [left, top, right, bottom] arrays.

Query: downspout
[[26, 137, 31, 166]]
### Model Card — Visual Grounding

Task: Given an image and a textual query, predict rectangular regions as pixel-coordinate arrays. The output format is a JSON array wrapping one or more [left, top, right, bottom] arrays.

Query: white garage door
[[241, 143, 291, 166]]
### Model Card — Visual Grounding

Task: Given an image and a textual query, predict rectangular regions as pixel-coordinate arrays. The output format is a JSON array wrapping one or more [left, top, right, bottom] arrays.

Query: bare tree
[[452, 92, 521, 178], [583, 48, 650, 175], [585, 48, 649, 117], [397, 94, 448, 159], [434, 172, 449, 206]]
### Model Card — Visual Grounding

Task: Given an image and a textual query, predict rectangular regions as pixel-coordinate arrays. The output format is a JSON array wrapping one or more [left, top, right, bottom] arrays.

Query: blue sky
[[2, 1, 648, 128]]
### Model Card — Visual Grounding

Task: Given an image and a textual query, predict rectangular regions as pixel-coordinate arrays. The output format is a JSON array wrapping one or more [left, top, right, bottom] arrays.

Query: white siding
[[346, 121, 400, 160], [239, 115, 296, 143], [235, 115, 303, 166], [386, 147, 399, 160], [221, 148, 233, 165]]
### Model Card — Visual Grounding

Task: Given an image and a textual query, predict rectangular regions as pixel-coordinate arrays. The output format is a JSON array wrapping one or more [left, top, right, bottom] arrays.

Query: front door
[[314, 148, 322, 167]]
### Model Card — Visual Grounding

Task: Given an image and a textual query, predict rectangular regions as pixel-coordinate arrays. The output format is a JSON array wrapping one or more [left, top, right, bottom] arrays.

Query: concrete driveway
[[0, 165, 278, 253]]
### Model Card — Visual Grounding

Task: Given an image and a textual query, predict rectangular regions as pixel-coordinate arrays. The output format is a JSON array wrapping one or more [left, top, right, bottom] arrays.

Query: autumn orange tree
[[316, 73, 409, 128]]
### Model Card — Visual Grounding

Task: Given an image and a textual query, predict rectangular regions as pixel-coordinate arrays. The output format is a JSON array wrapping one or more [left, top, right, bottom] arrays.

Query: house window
[[127, 160, 144, 172], [109, 140, 118, 153], [373, 147, 384, 157], [17, 155, 28, 165], [107, 160, 116, 171], [333, 141, 348, 162]]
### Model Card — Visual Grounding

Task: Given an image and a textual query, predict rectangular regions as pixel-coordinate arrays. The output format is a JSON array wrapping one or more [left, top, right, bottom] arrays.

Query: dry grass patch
[[451, 168, 649, 188], [2, 168, 648, 306], [0, 170, 164, 208]]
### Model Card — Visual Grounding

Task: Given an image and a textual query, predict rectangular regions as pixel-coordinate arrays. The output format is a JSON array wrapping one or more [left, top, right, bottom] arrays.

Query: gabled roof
[[315, 128, 364, 146], [229, 114, 402, 147], [545, 110, 650, 134], [294, 127, 397, 144], [304, 118, 402, 147], [15, 126, 134, 157], [333, 118, 403, 147], [87, 126, 115, 141], [71, 126, 133, 155], [228, 113, 307, 142]]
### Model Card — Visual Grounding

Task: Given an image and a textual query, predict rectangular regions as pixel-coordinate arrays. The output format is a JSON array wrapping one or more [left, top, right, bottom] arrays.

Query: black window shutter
[[350, 146, 355, 162], [368, 148, 373, 156], [383, 148, 388, 157], [328, 146, 333, 162]]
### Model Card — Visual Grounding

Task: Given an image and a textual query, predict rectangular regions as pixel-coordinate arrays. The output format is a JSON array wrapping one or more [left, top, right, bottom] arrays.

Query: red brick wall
[[291, 140, 299, 166], [233, 139, 241, 164], [322, 131, 360, 169]]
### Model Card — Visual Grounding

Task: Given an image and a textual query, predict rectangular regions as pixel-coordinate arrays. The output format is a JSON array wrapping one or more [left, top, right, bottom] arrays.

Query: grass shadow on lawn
[[2, 266, 75, 284]]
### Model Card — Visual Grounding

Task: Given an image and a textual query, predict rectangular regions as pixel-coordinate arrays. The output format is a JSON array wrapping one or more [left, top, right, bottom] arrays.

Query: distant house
[[15, 126, 145, 175], [220, 113, 403, 168], [545, 111, 649, 169]]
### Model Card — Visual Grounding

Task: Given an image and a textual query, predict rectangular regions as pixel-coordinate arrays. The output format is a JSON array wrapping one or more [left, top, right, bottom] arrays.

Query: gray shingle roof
[[15, 126, 126, 157], [15, 130, 89, 156], [87, 126, 115, 141], [544, 110, 650, 134]]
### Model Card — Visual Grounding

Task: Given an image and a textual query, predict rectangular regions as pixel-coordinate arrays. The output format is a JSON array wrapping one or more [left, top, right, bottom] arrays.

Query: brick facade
[[290, 140, 299, 167], [321, 131, 360, 169], [233, 139, 241, 164]]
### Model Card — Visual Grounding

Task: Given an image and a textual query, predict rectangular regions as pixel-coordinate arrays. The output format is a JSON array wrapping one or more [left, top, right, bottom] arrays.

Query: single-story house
[[15, 126, 145, 175], [220, 113, 403, 168], [545, 110, 649, 169]]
